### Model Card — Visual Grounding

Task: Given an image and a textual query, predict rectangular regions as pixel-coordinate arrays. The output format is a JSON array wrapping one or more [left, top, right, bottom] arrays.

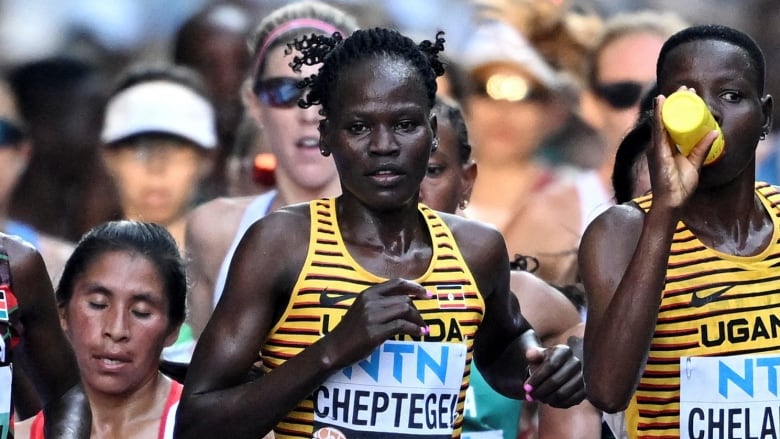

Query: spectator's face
[[592, 32, 664, 152], [103, 135, 207, 225], [466, 64, 559, 165]]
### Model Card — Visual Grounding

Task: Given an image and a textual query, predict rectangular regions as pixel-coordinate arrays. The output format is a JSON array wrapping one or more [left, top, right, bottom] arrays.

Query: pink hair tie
[[252, 18, 342, 79]]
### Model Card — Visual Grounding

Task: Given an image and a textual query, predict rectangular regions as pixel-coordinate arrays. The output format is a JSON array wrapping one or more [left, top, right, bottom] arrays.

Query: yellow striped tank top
[[261, 198, 485, 438], [626, 183, 780, 438]]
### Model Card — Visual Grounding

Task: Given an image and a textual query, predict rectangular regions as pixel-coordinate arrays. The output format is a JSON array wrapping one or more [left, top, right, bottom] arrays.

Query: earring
[[319, 143, 331, 157], [431, 137, 439, 152], [760, 130, 768, 141], [458, 199, 469, 210]]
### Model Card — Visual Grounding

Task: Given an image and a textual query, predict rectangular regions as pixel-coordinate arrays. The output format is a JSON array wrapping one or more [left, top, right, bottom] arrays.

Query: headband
[[101, 81, 217, 149], [252, 18, 342, 79]]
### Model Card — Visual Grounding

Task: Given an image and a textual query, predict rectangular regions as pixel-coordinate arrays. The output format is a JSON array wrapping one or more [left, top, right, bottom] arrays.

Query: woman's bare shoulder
[[441, 213, 508, 275], [187, 195, 268, 251], [189, 195, 260, 230]]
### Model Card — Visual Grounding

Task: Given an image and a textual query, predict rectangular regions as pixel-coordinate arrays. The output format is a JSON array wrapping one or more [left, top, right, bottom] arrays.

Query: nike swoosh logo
[[319, 289, 355, 307], [690, 285, 735, 307]]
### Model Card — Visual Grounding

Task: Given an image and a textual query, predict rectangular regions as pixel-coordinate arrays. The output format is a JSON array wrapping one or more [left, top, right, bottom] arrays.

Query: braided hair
[[287, 27, 446, 115]]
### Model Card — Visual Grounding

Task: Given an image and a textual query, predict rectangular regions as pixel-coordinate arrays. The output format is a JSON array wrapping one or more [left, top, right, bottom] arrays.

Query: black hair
[[173, 2, 250, 66], [109, 62, 209, 100], [7, 56, 105, 126], [612, 115, 651, 204], [287, 27, 446, 115], [657, 25, 765, 93], [56, 220, 187, 329], [433, 96, 471, 164], [612, 83, 658, 203]]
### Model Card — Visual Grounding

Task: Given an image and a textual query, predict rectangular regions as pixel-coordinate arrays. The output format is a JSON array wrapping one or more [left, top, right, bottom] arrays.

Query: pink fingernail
[[426, 290, 434, 297], [524, 383, 533, 393], [421, 326, 430, 335], [525, 394, 534, 402]]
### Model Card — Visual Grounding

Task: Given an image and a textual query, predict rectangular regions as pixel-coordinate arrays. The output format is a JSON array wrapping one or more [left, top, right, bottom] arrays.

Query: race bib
[[680, 354, 780, 439], [312, 340, 467, 438], [0, 365, 11, 439]]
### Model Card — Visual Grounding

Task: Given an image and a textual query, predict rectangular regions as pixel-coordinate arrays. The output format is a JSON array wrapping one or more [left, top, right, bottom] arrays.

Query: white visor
[[101, 80, 217, 149]]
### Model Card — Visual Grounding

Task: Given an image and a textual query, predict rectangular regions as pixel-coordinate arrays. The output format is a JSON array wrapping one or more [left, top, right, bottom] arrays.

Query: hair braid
[[287, 27, 446, 114], [419, 31, 447, 77]]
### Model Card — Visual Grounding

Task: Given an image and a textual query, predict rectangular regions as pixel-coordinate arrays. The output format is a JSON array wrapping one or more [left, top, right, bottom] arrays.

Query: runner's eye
[[426, 165, 444, 177], [88, 301, 107, 310]]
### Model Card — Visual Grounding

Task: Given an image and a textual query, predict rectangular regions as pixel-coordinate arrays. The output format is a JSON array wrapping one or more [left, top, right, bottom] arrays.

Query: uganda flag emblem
[[435, 284, 466, 309]]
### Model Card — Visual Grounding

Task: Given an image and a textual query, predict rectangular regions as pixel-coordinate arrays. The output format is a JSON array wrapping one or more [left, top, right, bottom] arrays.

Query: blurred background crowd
[[0, 0, 776, 238], [0, 0, 776, 242]]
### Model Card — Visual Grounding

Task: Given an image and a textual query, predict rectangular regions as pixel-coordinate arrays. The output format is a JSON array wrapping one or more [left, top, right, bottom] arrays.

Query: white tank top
[[212, 190, 276, 307]]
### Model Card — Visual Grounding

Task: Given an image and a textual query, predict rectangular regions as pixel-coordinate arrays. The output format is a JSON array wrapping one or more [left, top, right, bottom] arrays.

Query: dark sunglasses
[[593, 81, 652, 109], [253, 77, 304, 108], [0, 118, 25, 146]]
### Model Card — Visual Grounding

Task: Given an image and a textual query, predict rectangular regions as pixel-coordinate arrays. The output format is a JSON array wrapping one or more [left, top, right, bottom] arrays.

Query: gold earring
[[458, 199, 469, 210]]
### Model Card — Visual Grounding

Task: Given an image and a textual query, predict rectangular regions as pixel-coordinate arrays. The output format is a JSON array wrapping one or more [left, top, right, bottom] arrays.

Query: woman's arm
[[578, 204, 674, 412], [510, 271, 582, 345], [451, 219, 584, 408], [10, 237, 91, 438], [580, 97, 712, 412]]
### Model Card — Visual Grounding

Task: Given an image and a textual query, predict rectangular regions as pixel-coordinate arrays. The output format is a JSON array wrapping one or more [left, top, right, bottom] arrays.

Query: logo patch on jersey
[[690, 285, 734, 308], [319, 288, 355, 307], [0, 286, 15, 322], [312, 426, 346, 439], [435, 284, 466, 309]]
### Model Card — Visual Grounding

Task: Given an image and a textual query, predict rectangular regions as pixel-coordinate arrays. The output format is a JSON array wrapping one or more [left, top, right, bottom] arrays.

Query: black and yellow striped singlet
[[261, 198, 485, 438], [626, 183, 780, 438]]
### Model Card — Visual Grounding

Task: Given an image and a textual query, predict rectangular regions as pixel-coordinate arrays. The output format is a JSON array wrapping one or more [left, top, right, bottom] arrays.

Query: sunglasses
[[253, 77, 304, 108], [0, 118, 24, 146], [593, 81, 653, 109]]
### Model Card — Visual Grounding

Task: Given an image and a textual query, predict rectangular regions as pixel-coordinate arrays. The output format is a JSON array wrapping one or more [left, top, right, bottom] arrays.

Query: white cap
[[460, 20, 559, 91], [101, 80, 217, 149]]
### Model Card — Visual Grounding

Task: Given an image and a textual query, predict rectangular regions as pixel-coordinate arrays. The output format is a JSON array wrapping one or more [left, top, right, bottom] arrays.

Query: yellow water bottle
[[661, 90, 725, 165]]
